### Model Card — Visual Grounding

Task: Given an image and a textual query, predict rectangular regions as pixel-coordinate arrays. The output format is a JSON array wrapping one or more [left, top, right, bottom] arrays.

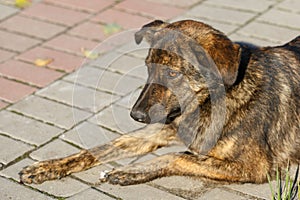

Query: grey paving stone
[[226, 182, 275, 199], [258, 9, 300, 30], [197, 188, 246, 200], [37, 80, 120, 113], [29, 139, 79, 161], [0, 158, 34, 181], [103, 55, 146, 80], [116, 88, 142, 109], [229, 33, 280, 46], [203, 0, 274, 12], [117, 40, 149, 59], [73, 164, 113, 184], [97, 183, 185, 200], [155, 145, 188, 155], [64, 66, 144, 96], [9, 95, 91, 129], [0, 177, 51, 200], [152, 176, 204, 191], [237, 21, 300, 43], [31, 177, 89, 198], [0, 135, 33, 164], [172, 15, 238, 35], [60, 121, 119, 149], [68, 188, 114, 200], [89, 105, 145, 133], [0, 4, 18, 20], [277, 0, 300, 13], [187, 4, 255, 25], [0, 110, 62, 146]]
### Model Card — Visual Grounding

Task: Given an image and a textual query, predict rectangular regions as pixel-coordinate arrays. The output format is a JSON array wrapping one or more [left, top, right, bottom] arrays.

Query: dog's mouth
[[165, 107, 181, 124]]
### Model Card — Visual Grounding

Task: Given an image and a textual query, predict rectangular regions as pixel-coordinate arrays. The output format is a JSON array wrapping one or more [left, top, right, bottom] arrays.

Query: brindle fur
[[19, 20, 300, 185]]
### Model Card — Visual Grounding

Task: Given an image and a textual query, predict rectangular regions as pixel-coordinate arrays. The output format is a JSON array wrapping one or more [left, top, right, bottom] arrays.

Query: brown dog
[[20, 20, 300, 186]]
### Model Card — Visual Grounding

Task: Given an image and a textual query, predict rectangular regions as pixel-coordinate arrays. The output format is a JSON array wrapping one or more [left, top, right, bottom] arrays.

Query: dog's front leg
[[19, 124, 180, 184], [103, 151, 270, 185]]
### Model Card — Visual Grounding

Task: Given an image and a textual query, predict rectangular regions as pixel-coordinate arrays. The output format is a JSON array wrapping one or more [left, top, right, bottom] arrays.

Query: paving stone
[[0, 135, 33, 164], [146, 0, 202, 8], [73, 163, 113, 184], [203, 0, 274, 12], [91, 9, 151, 29], [9, 95, 91, 129], [0, 4, 18, 20], [17, 47, 84, 72], [31, 177, 89, 198], [198, 188, 246, 200], [89, 105, 145, 133], [0, 177, 51, 200], [30, 139, 79, 160], [155, 145, 188, 155], [44, 34, 99, 56], [0, 60, 63, 87], [22, 3, 89, 26], [0, 158, 34, 181], [64, 66, 144, 95], [227, 182, 274, 199], [117, 40, 149, 59], [258, 9, 300, 30], [187, 4, 255, 25], [116, 88, 142, 109], [152, 176, 204, 191], [0, 77, 36, 103], [277, 0, 300, 13], [45, 0, 114, 13], [60, 121, 119, 149], [0, 49, 16, 63], [0, 110, 62, 146], [0, 15, 66, 39], [94, 54, 146, 79], [237, 22, 300, 43], [0, 100, 8, 109], [37, 80, 120, 113], [116, 0, 184, 20], [69, 21, 108, 42], [97, 183, 185, 200], [172, 15, 238, 35], [229, 34, 280, 46], [0, 29, 40, 52], [68, 188, 114, 200]]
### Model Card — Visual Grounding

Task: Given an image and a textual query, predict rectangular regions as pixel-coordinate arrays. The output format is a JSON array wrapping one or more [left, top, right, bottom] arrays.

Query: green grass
[[267, 164, 299, 200]]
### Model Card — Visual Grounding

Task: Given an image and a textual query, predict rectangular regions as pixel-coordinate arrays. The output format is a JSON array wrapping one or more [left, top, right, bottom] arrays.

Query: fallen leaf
[[34, 58, 54, 67], [15, 0, 31, 9], [81, 48, 100, 59], [103, 23, 122, 36]]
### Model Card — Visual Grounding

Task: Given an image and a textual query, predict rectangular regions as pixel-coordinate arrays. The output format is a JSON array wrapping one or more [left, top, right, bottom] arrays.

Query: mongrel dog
[[20, 20, 300, 185]]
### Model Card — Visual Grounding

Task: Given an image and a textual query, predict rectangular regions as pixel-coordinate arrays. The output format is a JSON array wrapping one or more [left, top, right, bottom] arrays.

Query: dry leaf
[[34, 58, 54, 67], [103, 23, 122, 36], [15, 0, 31, 9], [81, 48, 100, 59]]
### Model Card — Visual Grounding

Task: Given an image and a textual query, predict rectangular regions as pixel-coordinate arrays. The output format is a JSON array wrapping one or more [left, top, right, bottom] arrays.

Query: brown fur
[[20, 20, 300, 186]]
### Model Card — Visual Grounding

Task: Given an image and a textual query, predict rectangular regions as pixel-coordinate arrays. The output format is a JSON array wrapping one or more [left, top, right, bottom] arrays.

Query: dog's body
[[20, 20, 300, 185]]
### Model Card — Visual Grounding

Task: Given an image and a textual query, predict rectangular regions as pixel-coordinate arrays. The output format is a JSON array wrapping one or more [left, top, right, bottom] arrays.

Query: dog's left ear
[[135, 20, 169, 45]]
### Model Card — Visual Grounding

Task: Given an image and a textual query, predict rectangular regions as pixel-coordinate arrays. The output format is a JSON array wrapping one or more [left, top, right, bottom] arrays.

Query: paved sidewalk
[[0, 0, 299, 199]]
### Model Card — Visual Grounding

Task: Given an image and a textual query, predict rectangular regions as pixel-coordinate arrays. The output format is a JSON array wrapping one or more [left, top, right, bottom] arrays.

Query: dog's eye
[[167, 69, 180, 79]]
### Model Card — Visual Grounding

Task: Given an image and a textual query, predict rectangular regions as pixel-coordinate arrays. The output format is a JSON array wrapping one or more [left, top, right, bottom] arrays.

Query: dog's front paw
[[19, 161, 66, 184], [100, 168, 157, 186]]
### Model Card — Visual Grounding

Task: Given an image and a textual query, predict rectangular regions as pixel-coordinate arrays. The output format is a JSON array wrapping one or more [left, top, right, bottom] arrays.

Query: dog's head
[[130, 20, 241, 124]]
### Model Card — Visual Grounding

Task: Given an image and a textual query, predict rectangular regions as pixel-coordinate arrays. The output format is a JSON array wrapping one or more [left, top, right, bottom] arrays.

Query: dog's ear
[[135, 20, 169, 45], [216, 43, 241, 86]]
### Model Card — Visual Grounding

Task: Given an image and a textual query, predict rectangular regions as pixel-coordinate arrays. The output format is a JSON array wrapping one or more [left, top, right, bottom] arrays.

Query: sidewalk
[[0, 0, 299, 199]]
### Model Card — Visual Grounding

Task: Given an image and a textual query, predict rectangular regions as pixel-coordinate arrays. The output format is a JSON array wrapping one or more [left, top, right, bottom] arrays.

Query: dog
[[19, 20, 300, 186]]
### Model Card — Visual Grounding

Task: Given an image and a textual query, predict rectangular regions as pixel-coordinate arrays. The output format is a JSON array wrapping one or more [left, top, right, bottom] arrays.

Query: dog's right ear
[[135, 20, 169, 45]]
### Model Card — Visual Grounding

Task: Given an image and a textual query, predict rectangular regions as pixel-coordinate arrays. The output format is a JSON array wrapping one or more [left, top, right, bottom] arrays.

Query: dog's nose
[[130, 109, 148, 123]]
